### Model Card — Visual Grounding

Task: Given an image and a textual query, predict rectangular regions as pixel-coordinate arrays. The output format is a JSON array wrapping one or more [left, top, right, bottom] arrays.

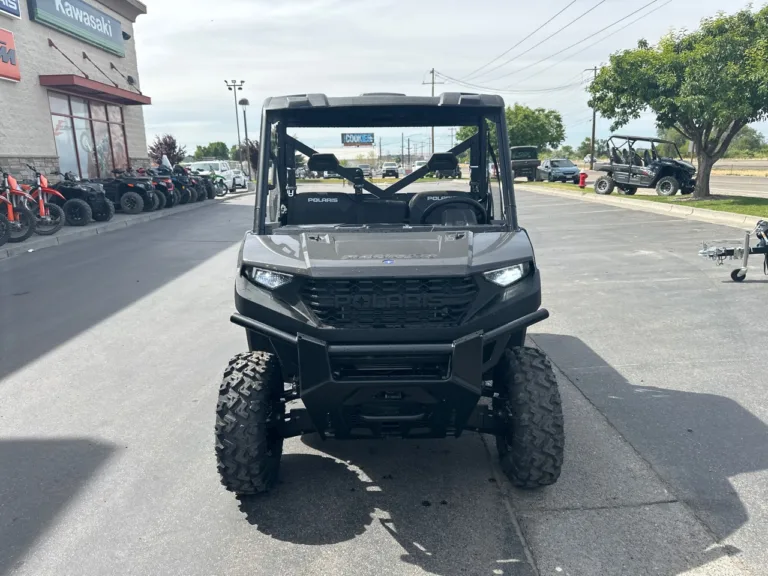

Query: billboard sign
[[0, 28, 20, 82], [0, 0, 21, 19], [28, 0, 125, 57], [341, 133, 374, 147]]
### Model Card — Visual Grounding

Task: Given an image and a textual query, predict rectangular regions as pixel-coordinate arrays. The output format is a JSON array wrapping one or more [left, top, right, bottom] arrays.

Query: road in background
[[0, 194, 761, 575], [529, 171, 768, 199]]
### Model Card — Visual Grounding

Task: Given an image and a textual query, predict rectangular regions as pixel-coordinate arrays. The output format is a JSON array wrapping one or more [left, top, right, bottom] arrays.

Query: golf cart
[[216, 92, 564, 495], [594, 135, 696, 196]]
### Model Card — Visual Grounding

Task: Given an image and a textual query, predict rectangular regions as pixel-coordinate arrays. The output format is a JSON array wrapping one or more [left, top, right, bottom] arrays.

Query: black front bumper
[[230, 308, 548, 439]]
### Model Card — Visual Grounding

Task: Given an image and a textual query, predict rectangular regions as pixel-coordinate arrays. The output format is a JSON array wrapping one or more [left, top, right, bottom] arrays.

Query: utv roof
[[261, 93, 506, 128], [611, 135, 676, 145], [263, 92, 504, 110]]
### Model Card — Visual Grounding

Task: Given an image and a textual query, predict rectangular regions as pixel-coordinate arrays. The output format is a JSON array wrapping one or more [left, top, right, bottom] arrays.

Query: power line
[[496, 0, 664, 87], [514, 0, 674, 85], [433, 72, 588, 94], [471, 0, 610, 83], [461, 0, 580, 81]]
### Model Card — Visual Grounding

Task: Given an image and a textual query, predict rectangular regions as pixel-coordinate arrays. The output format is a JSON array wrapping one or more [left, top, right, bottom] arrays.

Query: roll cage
[[606, 134, 684, 166], [252, 93, 518, 234]]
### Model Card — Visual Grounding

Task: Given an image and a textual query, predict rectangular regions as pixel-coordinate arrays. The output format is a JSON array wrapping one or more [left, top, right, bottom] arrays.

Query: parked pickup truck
[[509, 146, 541, 182]]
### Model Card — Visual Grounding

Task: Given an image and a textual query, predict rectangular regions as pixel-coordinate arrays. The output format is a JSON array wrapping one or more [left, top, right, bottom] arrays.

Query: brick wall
[[0, 155, 60, 182], [0, 1, 148, 163]]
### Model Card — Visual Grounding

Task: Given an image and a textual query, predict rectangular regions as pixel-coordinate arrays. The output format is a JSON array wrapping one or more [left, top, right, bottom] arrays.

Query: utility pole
[[225, 80, 245, 165], [407, 138, 411, 167], [379, 138, 382, 165], [586, 66, 597, 170], [423, 68, 445, 156], [449, 127, 455, 148], [401, 133, 404, 166]]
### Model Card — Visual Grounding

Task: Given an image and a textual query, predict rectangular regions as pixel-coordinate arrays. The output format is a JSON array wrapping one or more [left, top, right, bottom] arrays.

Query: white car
[[232, 169, 247, 188], [187, 160, 236, 191], [413, 160, 428, 171]]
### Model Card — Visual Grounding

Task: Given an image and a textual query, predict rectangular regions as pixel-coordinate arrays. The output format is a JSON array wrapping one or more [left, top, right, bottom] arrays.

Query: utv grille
[[301, 277, 478, 328]]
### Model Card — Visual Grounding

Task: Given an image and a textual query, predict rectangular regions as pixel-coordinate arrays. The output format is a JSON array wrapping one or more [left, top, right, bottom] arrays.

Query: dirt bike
[[20, 164, 66, 236], [0, 200, 9, 247], [1, 167, 37, 242]]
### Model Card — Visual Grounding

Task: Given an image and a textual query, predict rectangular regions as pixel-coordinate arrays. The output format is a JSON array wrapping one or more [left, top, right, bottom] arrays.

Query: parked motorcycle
[[20, 164, 65, 235], [50, 171, 115, 226], [0, 210, 9, 247], [0, 167, 37, 242]]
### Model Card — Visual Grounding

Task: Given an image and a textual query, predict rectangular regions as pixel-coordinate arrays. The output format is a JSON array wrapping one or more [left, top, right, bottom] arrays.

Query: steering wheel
[[419, 197, 489, 225]]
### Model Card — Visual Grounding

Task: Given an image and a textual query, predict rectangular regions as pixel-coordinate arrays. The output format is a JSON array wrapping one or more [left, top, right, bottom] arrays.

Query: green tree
[[554, 145, 576, 159], [193, 141, 230, 160], [656, 127, 691, 158], [455, 104, 565, 151], [588, 7, 768, 198], [726, 126, 767, 157], [148, 134, 187, 166], [576, 138, 593, 159]]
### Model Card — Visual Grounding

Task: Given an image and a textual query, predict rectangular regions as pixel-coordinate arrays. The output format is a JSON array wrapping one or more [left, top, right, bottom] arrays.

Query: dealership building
[[0, 0, 150, 181]]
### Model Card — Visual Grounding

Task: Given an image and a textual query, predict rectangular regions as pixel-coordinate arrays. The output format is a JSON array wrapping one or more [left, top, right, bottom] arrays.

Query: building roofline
[[97, 0, 147, 22]]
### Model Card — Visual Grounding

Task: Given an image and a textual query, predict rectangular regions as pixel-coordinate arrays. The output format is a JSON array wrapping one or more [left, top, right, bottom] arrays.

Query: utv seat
[[286, 192, 357, 225], [643, 150, 652, 166], [286, 192, 408, 226], [611, 148, 623, 164]]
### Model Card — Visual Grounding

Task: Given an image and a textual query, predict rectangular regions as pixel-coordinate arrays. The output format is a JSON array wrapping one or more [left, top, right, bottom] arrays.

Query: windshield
[[550, 159, 575, 168], [258, 111, 512, 233], [510, 147, 537, 160], [189, 162, 220, 172], [358, 164, 370, 169]]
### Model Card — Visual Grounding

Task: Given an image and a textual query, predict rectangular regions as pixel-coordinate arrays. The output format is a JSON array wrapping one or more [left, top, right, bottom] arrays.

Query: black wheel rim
[[124, 197, 136, 210], [597, 180, 608, 192], [660, 181, 672, 193], [68, 205, 85, 223]]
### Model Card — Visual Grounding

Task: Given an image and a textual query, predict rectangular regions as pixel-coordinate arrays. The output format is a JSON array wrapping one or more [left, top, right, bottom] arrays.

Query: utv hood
[[240, 230, 534, 278]]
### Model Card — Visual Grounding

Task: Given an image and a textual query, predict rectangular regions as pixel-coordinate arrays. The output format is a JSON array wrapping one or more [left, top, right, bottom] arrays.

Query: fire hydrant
[[579, 171, 588, 189]]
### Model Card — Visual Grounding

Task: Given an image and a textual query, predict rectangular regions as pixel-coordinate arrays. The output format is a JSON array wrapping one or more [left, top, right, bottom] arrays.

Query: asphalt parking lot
[[0, 191, 765, 575]]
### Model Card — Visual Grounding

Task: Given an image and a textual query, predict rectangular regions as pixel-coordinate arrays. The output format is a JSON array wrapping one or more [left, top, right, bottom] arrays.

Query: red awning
[[39, 74, 152, 106]]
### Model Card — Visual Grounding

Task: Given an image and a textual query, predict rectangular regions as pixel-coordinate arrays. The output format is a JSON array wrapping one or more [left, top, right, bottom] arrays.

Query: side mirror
[[307, 153, 340, 173], [427, 153, 458, 172]]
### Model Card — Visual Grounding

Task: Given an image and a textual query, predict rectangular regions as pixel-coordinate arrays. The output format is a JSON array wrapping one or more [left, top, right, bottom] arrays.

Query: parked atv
[[136, 167, 177, 208], [85, 169, 157, 214], [50, 171, 115, 226], [594, 134, 696, 196]]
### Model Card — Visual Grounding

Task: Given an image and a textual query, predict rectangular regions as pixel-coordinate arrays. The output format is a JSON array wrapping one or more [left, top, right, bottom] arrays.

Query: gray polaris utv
[[216, 92, 565, 495]]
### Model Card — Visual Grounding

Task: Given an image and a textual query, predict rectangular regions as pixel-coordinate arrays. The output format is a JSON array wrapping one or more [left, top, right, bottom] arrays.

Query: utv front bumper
[[230, 307, 548, 439]]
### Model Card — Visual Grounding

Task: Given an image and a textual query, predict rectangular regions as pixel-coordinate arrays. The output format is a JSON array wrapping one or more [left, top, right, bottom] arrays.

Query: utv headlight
[[242, 266, 293, 289], [483, 263, 529, 287]]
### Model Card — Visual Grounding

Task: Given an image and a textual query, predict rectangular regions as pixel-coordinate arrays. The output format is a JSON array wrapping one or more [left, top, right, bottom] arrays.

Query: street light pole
[[239, 98, 250, 179], [225, 80, 245, 167]]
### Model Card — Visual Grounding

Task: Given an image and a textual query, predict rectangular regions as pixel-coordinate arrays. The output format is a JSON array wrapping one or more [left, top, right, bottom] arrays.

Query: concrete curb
[[518, 184, 763, 230], [0, 192, 253, 261]]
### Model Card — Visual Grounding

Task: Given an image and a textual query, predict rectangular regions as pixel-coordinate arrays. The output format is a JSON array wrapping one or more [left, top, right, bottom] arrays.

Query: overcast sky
[[135, 0, 765, 154]]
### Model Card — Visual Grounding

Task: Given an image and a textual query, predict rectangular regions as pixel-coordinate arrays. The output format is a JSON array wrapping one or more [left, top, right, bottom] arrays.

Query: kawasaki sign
[[28, 0, 125, 57]]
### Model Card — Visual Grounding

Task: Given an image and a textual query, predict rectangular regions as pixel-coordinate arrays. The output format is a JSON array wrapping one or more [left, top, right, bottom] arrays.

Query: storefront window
[[92, 121, 113, 177], [70, 97, 89, 118], [73, 117, 97, 179], [50, 115, 79, 175], [109, 123, 128, 170], [49, 93, 70, 115], [48, 91, 130, 179]]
